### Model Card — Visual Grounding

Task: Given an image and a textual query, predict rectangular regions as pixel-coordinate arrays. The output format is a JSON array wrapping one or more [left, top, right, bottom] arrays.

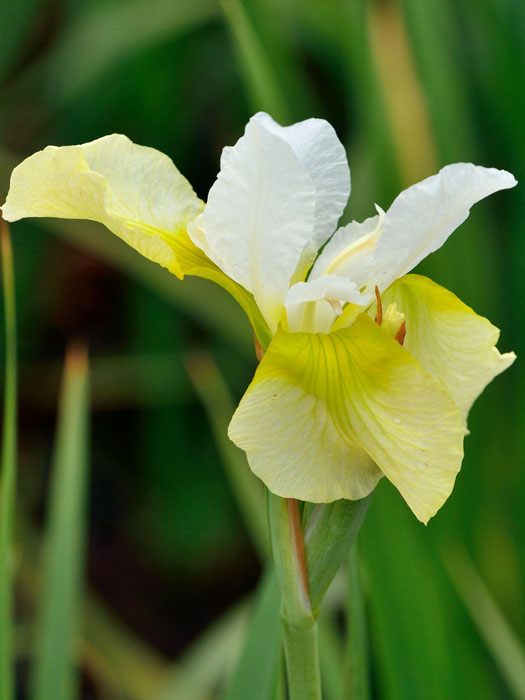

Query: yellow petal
[[229, 314, 464, 523], [1, 134, 203, 275], [1, 135, 272, 347], [382, 274, 516, 424]]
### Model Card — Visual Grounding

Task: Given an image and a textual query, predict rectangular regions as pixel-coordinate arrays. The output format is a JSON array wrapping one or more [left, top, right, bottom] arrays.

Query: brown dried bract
[[253, 331, 265, 362], [395, 320, 406, 345]]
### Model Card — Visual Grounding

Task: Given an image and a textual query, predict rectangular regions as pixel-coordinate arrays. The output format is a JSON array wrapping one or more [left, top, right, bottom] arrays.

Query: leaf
[[0, 218, 18, 700], [46, 0, 219, 105], [305, 496, 372, 615], [318, 615, 343, 700], [342, 546, 370, 700], [0, 0, 43, 84], [359, 485, 495, 700], [153, 603, 248, 700], [31, 343, 90, 700], [20, 352, 192, 411], [220, 0, 291, 123], [186, 351, 269, 561], [224, 572, 282, 700], [443, 546, 525, 700]]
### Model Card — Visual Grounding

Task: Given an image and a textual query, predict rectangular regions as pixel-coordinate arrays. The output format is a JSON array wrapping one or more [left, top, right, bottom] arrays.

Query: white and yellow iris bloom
[[2, 112, 516, 523]]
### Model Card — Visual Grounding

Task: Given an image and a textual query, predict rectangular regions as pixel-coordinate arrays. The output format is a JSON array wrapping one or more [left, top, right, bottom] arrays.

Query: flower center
[[374, 286, 406, 345]]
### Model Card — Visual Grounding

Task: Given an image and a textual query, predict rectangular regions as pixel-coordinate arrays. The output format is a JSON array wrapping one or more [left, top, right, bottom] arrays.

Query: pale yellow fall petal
[[382, 275, 516, 424], [0, 134, 273, 346], [1, 134, 203, 275], [229, 314, 464, 523]]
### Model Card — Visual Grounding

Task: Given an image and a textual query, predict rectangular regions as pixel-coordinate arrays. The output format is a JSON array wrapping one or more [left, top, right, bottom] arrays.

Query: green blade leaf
[[44, 0, 219, 106], [360, 486, 495, 700], [220, 0, 291, 123], [317, 615, 343, 700], [399, 0, 497, 310], [224, 571, 282, 700], [0, 0, 43, 84], [31, 343, 90, 700], [337, 0, 402, 202], [305, 496, 372, 616], [153, 602, 248, 700], [443, 546, 525, 699], [186, 351, 269, 561], [342, 545, 370, 700], [0, 218, 18, 700]]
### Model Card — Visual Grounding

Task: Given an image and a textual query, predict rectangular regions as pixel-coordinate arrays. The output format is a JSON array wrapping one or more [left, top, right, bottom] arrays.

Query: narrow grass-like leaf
[[0, 0, 43, 83], [41, 0, 218, 106], [399, 0, 499, 312], [21, 352, 192, 411], [337, 0, 402, 201], [443, 546, 525, 699], [318, 615, 343, 700], [234, 0, 319, 120], [224, 571, 282, 700], [342, 546, 369, 700], [366, 0, 437, 185], [186, 351, 269, 560], [360, 486, 495, 700], [17, 526, 167, 700], [153, 602, 248, 700], [220, 0, 291, 123], [31, 343, 90, 700], [82, 592, 167, 700], [400, 0, 476, 162], [0, 218, 17, 700]]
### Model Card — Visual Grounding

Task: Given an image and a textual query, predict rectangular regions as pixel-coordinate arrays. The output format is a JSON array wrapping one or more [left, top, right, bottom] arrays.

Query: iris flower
[[2, 113, 516, 523]]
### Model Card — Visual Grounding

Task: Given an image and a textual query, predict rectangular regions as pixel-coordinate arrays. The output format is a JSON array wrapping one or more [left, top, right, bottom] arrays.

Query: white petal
[[285, 275, 363, 333], [188, 114, 317, 331], [309, 208, 384, 295], [373, 164, 517, 290], [255, 112, 351, 266]]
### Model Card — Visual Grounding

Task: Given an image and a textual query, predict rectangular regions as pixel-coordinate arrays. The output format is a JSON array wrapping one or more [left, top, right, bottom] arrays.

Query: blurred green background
[[0, 0, 523, 698]]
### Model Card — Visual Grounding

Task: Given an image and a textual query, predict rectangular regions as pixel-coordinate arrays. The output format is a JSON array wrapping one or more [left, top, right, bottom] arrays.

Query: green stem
[[0, 219, 17, 700], [267, 493, 322, 700], [281, 619, 321, 700]]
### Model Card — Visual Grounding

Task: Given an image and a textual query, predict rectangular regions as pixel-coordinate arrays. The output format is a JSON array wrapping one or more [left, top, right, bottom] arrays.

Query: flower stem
[[267, 492, 322, 700], [282, 618, 322, 700]]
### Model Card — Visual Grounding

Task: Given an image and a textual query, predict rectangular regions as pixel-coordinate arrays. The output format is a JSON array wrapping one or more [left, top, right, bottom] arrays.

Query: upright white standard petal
[[309, 208, 384, 299], [254, 112, 350, 271], [188, 113, 349, 331], [372, 164, 517, 290]]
